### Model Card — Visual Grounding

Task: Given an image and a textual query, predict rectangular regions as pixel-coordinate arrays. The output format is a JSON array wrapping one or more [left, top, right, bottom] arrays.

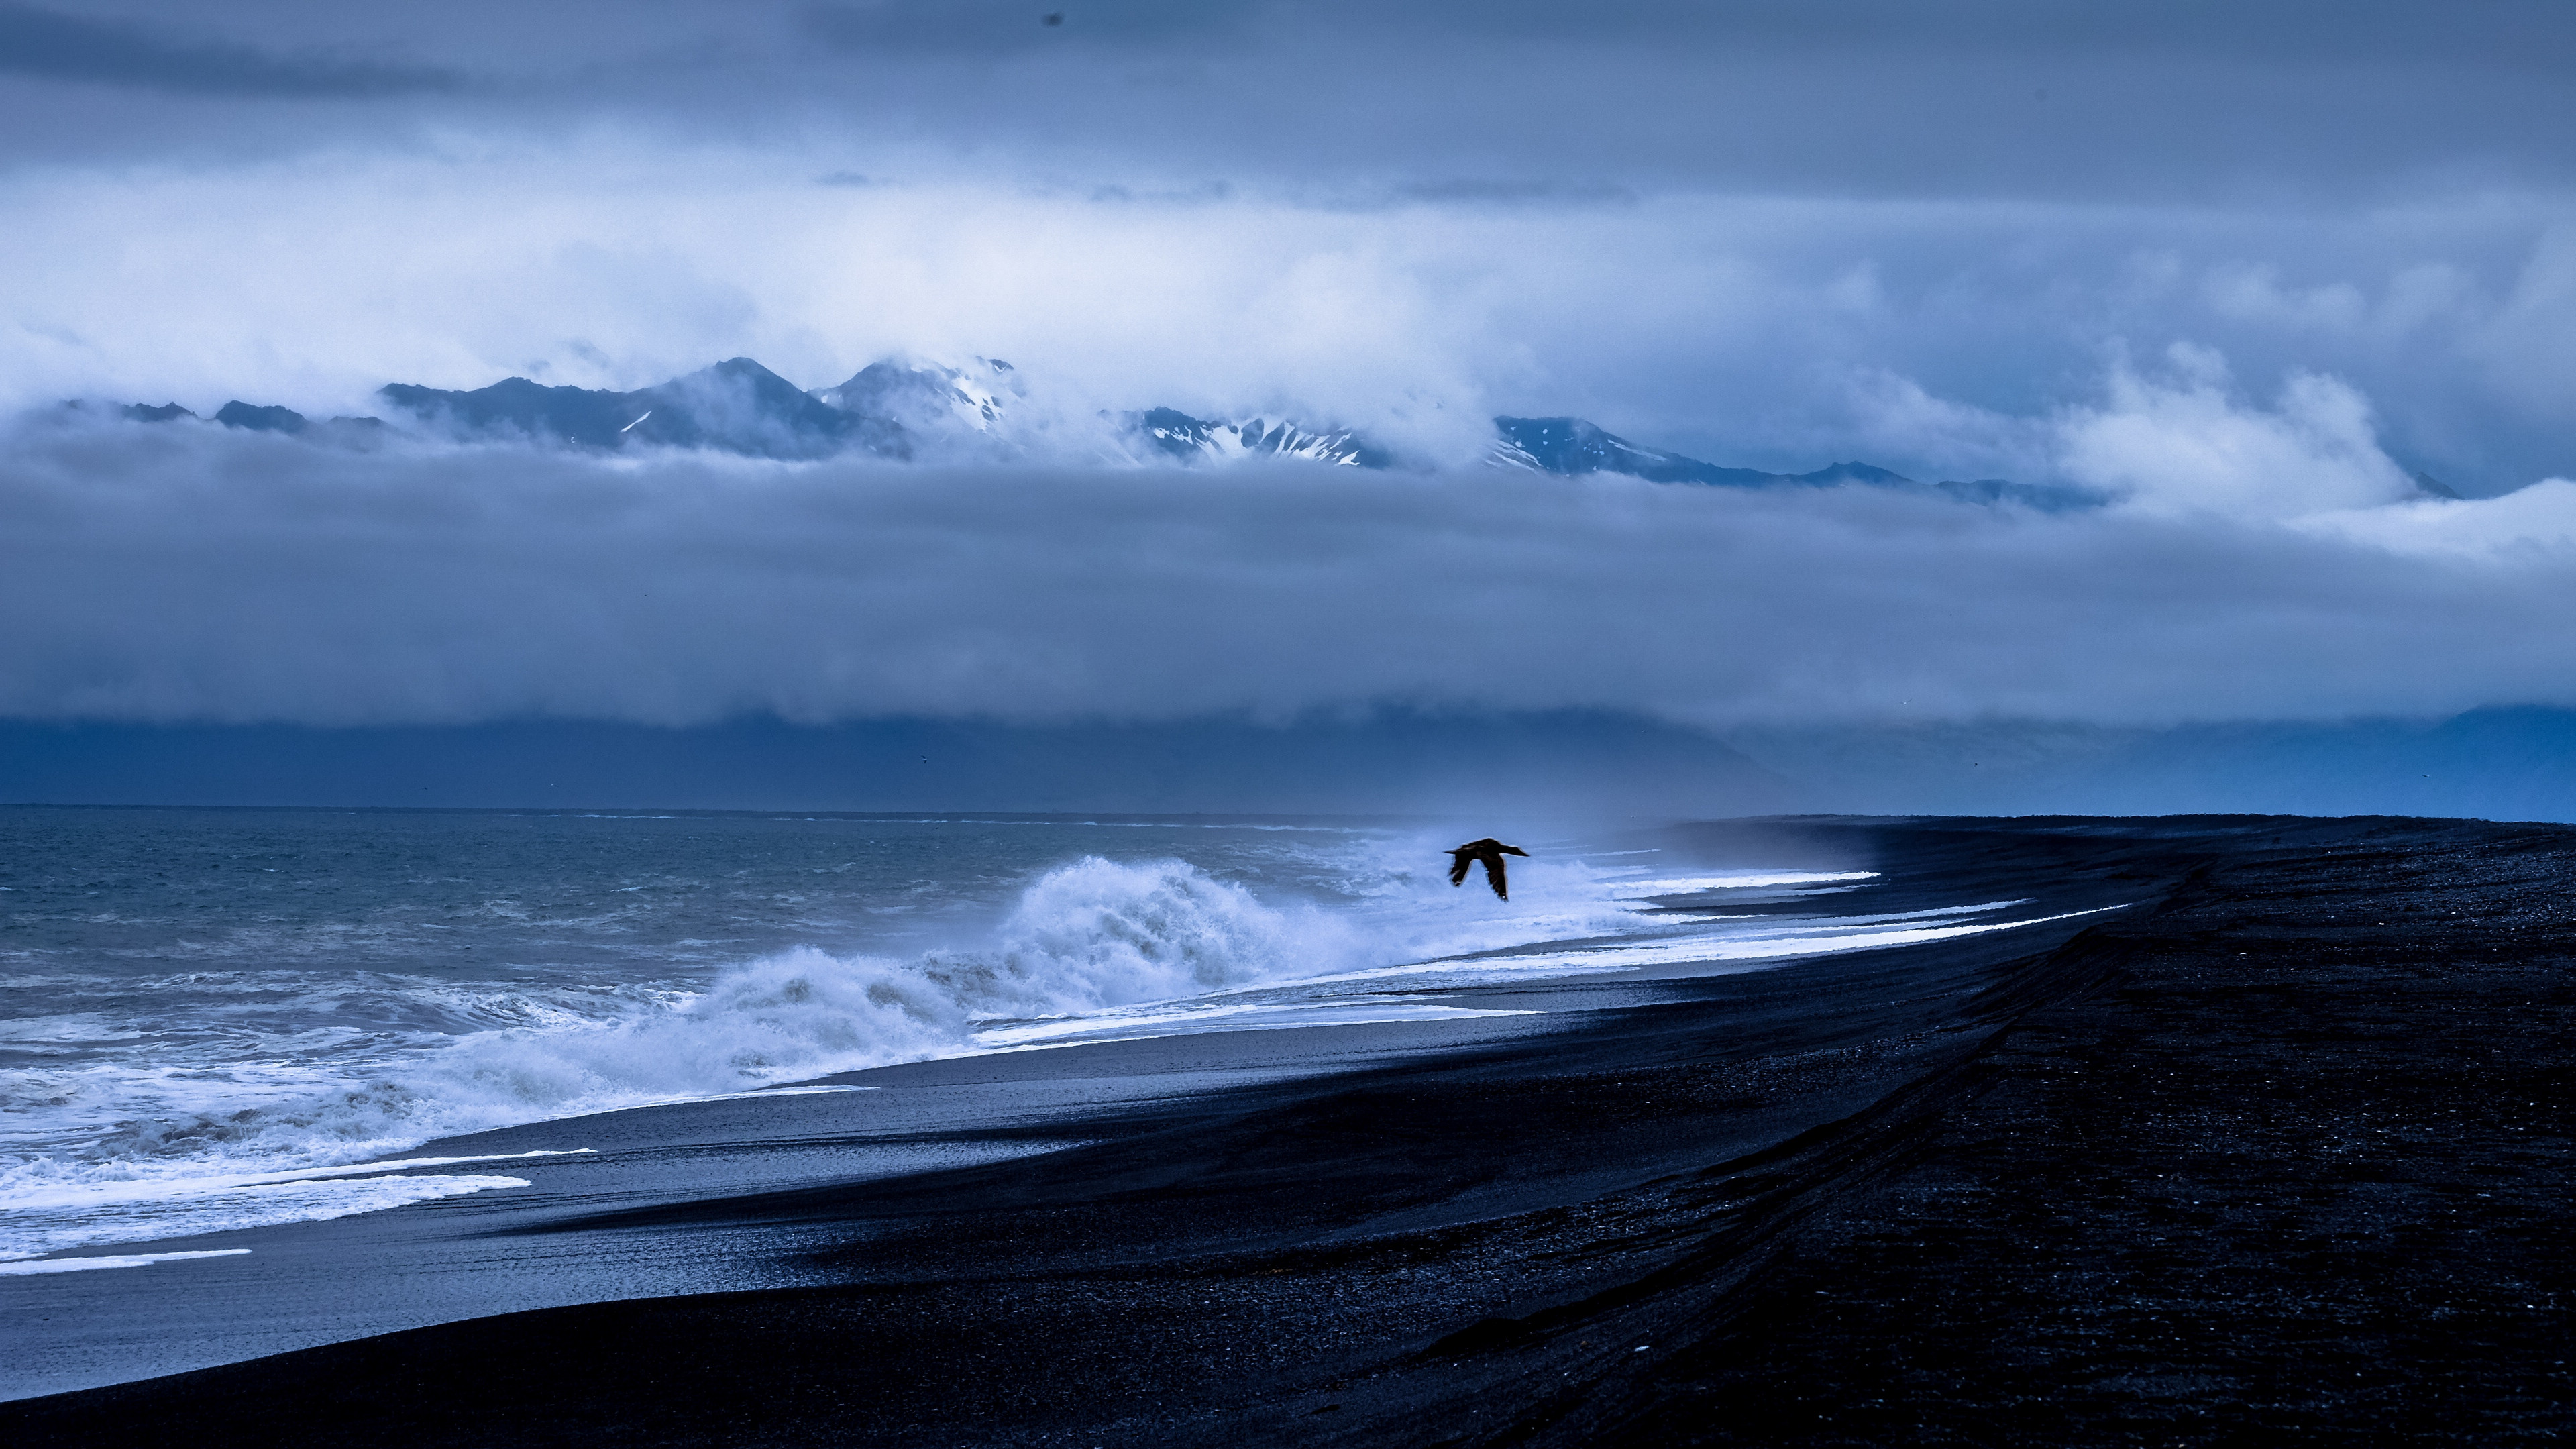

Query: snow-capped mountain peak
[[1136, 408, 1389, 467], [814, 356, 1019, 434]]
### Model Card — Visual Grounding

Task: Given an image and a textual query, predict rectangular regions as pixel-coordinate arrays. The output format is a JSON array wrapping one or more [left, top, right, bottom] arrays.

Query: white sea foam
[[0, 1152, 585, 1258], [1283, 903, 2129, 991], [0, 1173, 537, 1261], [5, 1149, 592, 1214], [0, 1249, 253, 1275], [1603, 871, 1879, 896], [977, 996, 1538, 1049]]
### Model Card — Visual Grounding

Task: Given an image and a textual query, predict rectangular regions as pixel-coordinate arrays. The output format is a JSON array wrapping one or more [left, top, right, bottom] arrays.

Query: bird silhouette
[[1446, 838, 1529, 900]]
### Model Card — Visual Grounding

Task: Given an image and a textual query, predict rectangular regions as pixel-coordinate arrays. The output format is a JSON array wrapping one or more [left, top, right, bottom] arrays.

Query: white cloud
[[2199, 264, 2370, 333], [2296, 478, 2576, 557], [2057, 347, 2416, 517]]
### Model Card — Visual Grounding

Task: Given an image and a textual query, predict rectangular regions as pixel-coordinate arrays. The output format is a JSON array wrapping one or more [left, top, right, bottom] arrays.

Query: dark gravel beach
[[7, 814, 2571, 1446]]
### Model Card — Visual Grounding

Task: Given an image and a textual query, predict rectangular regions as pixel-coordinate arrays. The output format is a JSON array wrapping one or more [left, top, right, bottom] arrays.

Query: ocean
[[1, 806, 2072, 1274]]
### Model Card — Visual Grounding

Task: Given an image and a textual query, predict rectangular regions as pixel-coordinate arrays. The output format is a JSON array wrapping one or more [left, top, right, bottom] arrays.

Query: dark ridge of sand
[[6, 816, 2570, 1446]]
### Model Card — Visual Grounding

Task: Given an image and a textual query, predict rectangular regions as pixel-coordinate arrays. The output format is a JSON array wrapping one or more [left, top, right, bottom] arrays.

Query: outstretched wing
[[1447, 841, 1522, 896]]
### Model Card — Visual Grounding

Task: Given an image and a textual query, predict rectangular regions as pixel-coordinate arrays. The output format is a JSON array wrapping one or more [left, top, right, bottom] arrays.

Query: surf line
[[0, 1249, 254, 1276]]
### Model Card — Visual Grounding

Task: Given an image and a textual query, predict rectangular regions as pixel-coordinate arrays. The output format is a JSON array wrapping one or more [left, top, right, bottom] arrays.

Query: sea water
[[2, 806, 2060, 1266]]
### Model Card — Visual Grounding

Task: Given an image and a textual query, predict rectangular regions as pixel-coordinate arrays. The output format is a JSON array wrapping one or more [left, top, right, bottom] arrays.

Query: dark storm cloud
[[796, 0, 2571, 68], [763, 0, 2576, 203], [2, 1, 2573, 203], [798, 0, 1248, 55], [1, 421, 2570, 731], [1386, 180, 1637, 209], [0, 3, 459, 97]]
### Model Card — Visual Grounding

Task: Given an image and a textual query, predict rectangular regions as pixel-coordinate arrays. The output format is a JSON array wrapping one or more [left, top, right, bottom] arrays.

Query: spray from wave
[[19, 857, 1363, 1189]]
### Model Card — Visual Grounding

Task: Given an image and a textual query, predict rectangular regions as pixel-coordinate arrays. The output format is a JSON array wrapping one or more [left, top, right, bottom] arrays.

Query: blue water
[[1, 806, 2068, 1267]]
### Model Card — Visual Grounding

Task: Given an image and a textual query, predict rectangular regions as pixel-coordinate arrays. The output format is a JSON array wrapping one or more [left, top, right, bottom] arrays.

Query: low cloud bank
[[11, 150, 2576, 496], [4, 416, 2573, 733]]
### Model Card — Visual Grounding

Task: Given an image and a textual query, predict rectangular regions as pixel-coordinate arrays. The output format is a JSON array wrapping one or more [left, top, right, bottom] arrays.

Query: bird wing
[[1446, 841, 1521, 895]]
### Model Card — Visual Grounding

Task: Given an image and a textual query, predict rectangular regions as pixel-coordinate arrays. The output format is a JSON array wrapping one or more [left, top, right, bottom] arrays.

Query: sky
[[5, 1, 2576, 812]]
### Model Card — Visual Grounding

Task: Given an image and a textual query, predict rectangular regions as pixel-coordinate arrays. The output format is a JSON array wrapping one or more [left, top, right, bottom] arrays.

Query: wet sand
[[6, 815, 2570, 1444]]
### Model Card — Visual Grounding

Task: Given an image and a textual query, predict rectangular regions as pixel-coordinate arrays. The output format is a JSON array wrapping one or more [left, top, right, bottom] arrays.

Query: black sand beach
[[7, 814, 2571, 1445]]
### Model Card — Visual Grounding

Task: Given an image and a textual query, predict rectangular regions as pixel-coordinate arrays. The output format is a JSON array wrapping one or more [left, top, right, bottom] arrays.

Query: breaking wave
[[5, 857, 1364, 1206]]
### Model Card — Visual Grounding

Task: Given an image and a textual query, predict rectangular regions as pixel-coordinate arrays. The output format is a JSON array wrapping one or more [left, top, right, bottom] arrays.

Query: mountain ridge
[[75, 352, 2111, 506], [1493, 415, 2102, 510], [380, 357, 902, 460]]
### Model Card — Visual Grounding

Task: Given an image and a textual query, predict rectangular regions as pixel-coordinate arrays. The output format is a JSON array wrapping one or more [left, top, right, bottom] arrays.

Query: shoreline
[[6, 814, 2568, 1444]]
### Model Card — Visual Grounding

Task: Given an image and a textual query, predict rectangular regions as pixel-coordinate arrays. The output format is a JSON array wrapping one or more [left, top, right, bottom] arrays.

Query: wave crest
[[25, 856, 1344, 1185], [924, 855, 1352, 1014]]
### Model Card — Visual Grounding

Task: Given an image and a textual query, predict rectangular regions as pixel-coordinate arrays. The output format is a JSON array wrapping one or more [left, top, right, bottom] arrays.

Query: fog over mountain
[[5, 1, 2576, 814]]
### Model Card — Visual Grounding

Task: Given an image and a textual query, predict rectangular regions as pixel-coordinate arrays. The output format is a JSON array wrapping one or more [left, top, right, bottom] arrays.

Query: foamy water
[[0, 808, 2081, 1265]]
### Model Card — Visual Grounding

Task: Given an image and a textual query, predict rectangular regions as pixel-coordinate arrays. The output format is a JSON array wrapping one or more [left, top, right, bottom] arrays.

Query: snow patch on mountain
[[1135, 408, 1390, 468]]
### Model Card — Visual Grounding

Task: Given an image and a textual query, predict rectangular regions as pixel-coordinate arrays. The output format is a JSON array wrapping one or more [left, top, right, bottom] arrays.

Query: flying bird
[[1447, 838, 1529, 900]]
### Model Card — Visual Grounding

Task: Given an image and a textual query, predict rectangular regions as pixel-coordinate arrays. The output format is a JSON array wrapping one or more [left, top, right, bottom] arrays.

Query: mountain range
[[1487, 415, 2100, 509], [85, 353, 2109, 506]]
